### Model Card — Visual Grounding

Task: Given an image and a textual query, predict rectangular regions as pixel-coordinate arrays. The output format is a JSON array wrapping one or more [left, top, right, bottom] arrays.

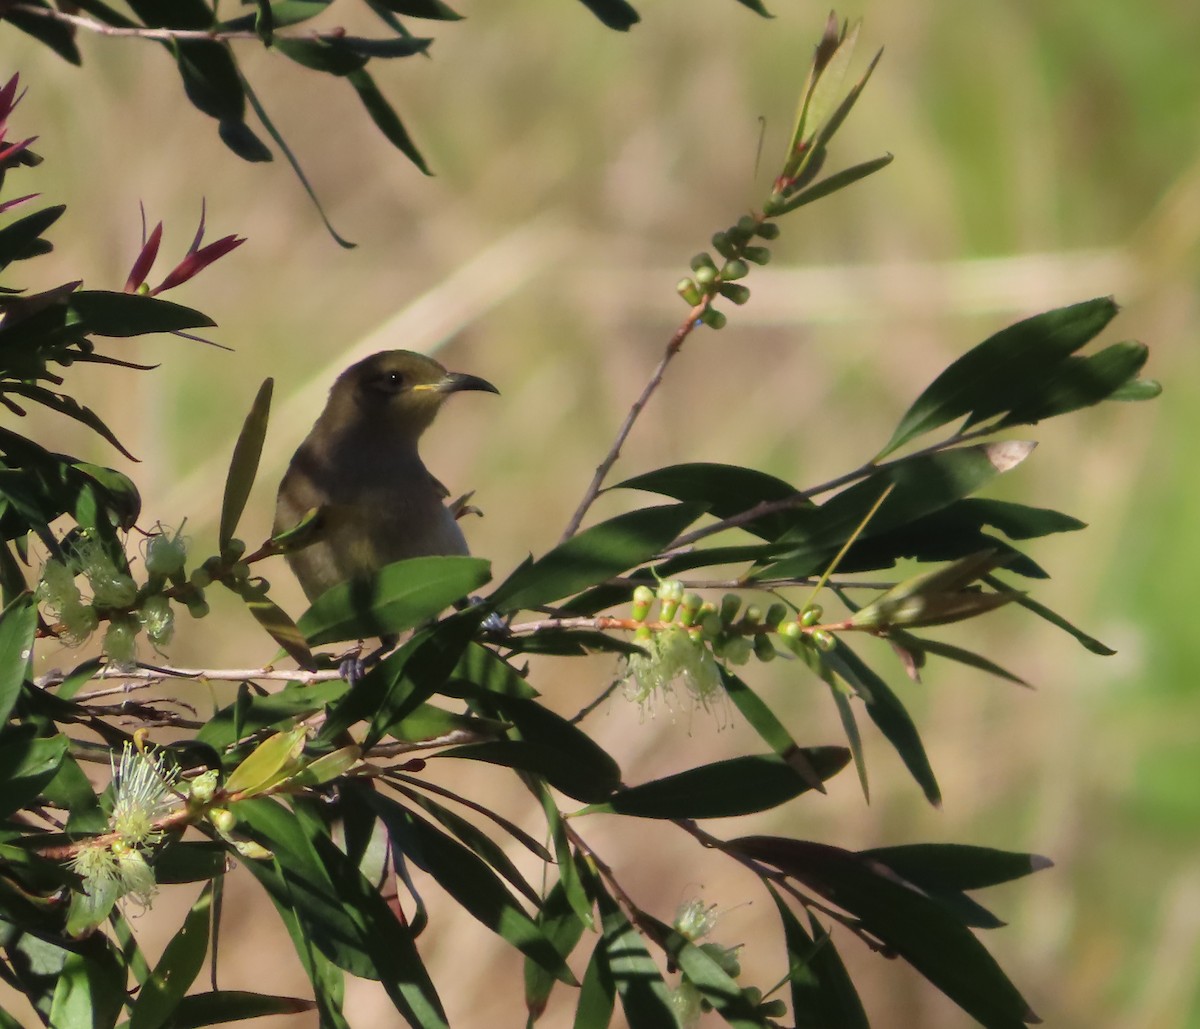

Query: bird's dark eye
[[370, 370, 406, 394]]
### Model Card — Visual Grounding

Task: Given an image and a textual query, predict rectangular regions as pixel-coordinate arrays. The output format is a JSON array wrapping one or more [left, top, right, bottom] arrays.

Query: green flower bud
[[743, 245, 771, 265], [761, 194, 784, 217], [764, 602, 787, 626], [223, 538, 247, 561], [138, 594, 174, 646], [800, 604, 823, 627], [711, 231, 737, 259], [811, 629, 837, 652], [631, 584, 655, 621], [699, 308, 727, 329], [742, 604, 762, 626], [735, 215, 758, 236], [700, 612, 723, 639], [718, 593, 741, 624], [758, 999, 787, 1018], [186, 597, 210, 620], [693, 264, 717, 286], [689, 252, 717, 274], [189, 567, 212, 589], [753, 632, 777, 662], [777, 619, 802, 639], [188, 769, 219, 804], [657, 580, 684, 622], [676, 278, 702, 305], [209, 807, 236, 834], [679, 592, 704, 627], [229, 561, 251, 581], [720, 259, 749, 281], [718, 282, 751, 305], [754, 222, 781, 239], [90, 568, 137, 609]]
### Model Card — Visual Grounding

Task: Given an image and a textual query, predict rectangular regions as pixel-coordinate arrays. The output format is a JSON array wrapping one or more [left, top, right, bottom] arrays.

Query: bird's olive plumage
[[274, 350, 498, 602]]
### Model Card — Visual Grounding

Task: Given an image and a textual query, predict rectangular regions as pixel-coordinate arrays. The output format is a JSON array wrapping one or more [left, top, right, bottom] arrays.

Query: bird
[[274, 350, 498, 605]]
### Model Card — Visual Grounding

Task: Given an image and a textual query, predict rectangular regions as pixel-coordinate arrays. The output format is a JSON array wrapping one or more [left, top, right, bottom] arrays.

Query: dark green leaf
[[226, 576, 314, 669], [0, 592, 35, 725], [574, 0, 639, 30], [273, 37, 368, 74], [153, 841, 230, 885], [368, 793, 577, 985], [0, 728, 67, 818], [757, 442, 1035, 580], [585, 750, 848, 819], [437, 740, 616, 804], [596, 891, 676, 1028], [731, 0, 771, 14], [240, 74, 356, 248], [614, 462, 801, 539], [504, 628, 646, 656], [826, 645, 940, 806], [236, 798, 448, 1026], [329, 35, 433, 58], [296, 554, 490, 645], [68, 289, 216, 335], [3, 383, 136, 460], [371, 0, 460, 16], [452, 641, 539, 700], [0, 205, 65, 270], [766, 884, 869, 1029], [890, 631, 1030, 688], [171, 991, 317, 1027], [47, 940, 126, 1029], [999, 341, 1149, 426], [879, 297, 1119, 458], [491, 503, 705, 612], [573, 938, 617, 1029], [220, 377, 273, 550], [777, 153, 894, 214], [5, 3, 82, 64], [218, 118, 273, 163], [129, 885, 213, 1029], [731, 837, 1040, 1029], [525, 874, 589, 1022], [654, 918, 770, 1028], [982, 573, 1115, 655], [345, 68, 430, 173], [176, 40, 245, 122]]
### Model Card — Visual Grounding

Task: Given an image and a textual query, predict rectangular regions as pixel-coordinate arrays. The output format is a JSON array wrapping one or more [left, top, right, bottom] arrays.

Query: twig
[[36, 662, 340, 690], [559, 303, 706, 541], [6, 3, 263, 42]]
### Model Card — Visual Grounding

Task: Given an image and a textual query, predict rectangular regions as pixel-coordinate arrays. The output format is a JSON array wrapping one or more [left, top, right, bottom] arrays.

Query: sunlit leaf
[[219, 377, 272, 550]]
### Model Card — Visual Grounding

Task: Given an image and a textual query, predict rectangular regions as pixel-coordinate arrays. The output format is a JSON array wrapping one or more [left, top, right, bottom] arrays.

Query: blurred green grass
[[5, 0, 1200, 1025]]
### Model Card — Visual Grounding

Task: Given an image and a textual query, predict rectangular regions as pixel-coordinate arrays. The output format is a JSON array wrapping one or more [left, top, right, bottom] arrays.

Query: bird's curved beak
[[433, 371, 499, 396]]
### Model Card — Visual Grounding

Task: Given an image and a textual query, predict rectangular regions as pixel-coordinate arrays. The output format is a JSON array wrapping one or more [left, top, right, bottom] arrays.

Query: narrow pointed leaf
[[982, 574, 1115, 655], [0, 592, 36, 724], [777, 154, 894, 214], [574, 0, 639, 30], [129, 885, 212, 1029], [491, 503, 705, 612], [219, 377, 272, 549], [345, 68, 430, 173], [596, 891, 676, 1028], [999, 341, 1149, 426], [878, 297, 1119, 458], [584, 750, 848, 819]]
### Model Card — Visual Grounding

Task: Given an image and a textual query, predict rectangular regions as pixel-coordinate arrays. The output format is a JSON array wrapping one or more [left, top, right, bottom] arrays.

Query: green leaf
[[226, 576, 314, 668], [329, 35, 433, 59], [3, 383, 137, 460], [345, 68, 430, 174], [223, 726, 308, 796], [48, 940, 126, 1029], [584, 750, 848, 819], [889, 631, 1030, 688], [654, 919, 770, 1028], [721, 669, 834, 791], [319, 609, 481, 746], [491, 503, 705, 612], [153, 841, 230, 885], [982, 573, 1116, 655], [371, 0, 461, 16], [0, 728, 67, 818], [129, 885, 213, 1029], [999, 340, 1150, 426], [219, 377, 273, 551], [573, 937, 617, 1029], [368, 793, 577, 985], [0, 204, 65, 270], [574, 0, 639, 30], [878, 297, 1119, 458], [524, 874, 589, 1022], [826, 645, 940, 806], [766, 884, 869, 1029], [297, 554, 490, 645], [437, 690, 621, 802], [757, 443, 1035, 580], [68, 289, 216, 335], [596, 891, 676, 1028], [731, 837, 1040, 1028], [777, 153, 894, 214], [170, 991, 317, 1027], [273, 36, 368, 74], [614, 462, 801, 539], [236, 797, 448, 1026], [5, 2, 82, 64], [0, 592, 35, 724], [1110, 377, 1161, 401]]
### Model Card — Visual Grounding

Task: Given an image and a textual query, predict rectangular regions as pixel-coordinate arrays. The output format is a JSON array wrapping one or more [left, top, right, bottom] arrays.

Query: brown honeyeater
[[274, 350, 498, 602]]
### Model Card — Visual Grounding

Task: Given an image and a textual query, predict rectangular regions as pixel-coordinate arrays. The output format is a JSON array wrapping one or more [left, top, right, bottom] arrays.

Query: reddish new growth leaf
[[123, 200, 246, 296]]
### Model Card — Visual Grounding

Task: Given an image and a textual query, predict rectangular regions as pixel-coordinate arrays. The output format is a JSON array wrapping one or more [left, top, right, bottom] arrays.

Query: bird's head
[[323, 350, 499, 442]]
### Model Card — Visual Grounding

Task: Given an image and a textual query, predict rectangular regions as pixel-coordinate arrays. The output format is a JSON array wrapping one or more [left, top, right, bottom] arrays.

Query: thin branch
[[35, 662, 340, 690], [559, 303, 706, 541], [6, 3, 263, 42]]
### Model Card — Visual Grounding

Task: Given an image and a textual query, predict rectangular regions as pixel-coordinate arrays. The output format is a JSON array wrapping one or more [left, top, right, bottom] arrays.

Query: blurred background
[[6, 0, 1200, 1025]]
